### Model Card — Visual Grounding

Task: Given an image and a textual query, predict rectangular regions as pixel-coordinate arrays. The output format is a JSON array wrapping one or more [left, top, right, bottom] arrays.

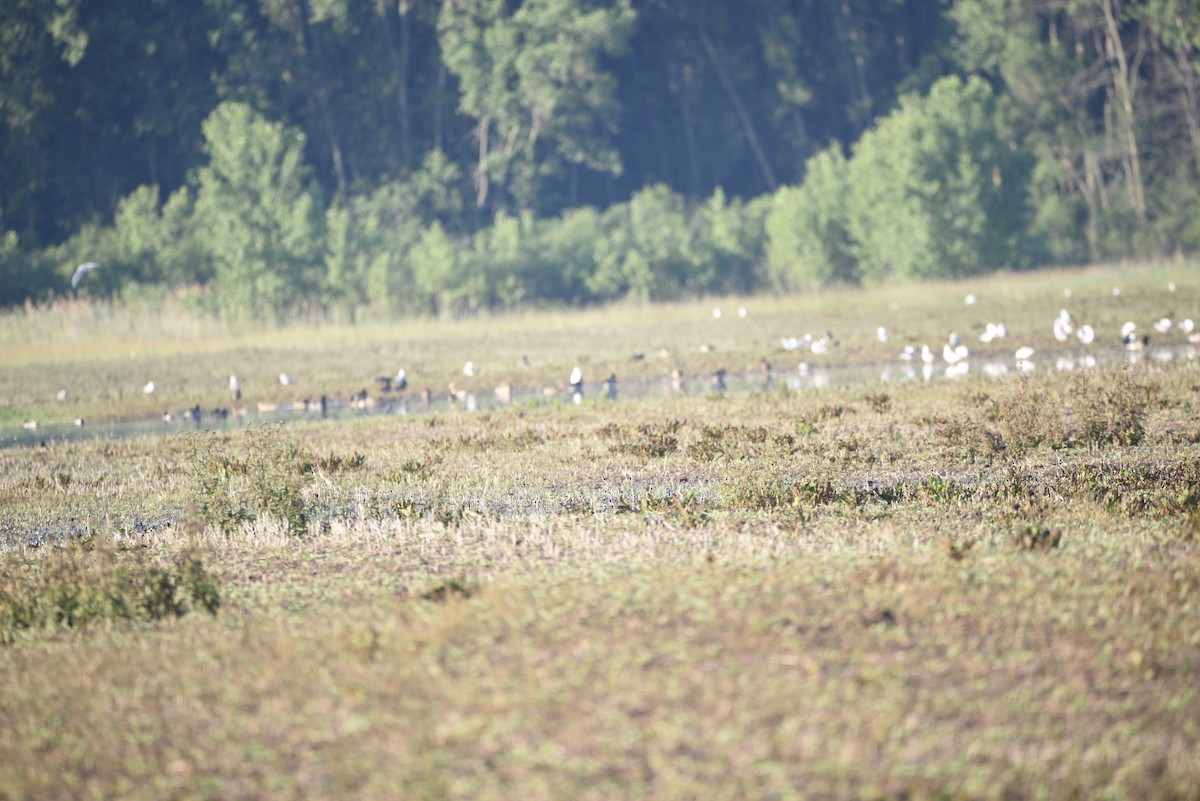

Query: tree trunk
[[698, 30, 777, 191], [1099, 0, 1146, 224]]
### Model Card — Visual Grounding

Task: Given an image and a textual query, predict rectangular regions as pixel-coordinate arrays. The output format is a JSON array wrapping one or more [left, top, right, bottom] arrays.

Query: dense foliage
[[2, 0, 1198, 313]]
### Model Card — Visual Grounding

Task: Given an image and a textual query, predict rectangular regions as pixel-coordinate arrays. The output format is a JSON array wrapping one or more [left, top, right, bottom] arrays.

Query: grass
[[0, 263, 1198, 798]]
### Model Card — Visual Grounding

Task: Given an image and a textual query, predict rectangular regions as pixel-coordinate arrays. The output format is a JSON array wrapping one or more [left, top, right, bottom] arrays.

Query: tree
[[766, 148, 858, 289], [193, 102, 324, 314], [438, 0, 635, 212], [844, 76, 1034, 281]]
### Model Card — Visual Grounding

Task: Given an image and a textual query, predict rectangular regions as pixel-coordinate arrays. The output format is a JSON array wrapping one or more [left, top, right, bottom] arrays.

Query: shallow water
[[2, 343, 1194, 450]]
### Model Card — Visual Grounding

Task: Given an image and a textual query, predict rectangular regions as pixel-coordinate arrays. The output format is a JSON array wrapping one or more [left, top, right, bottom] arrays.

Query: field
[[1, 263, 1199, 799]]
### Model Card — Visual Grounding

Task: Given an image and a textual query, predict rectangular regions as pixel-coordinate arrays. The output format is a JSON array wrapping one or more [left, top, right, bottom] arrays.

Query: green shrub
[[1073, 369, 1147, 447], [185, 426, 311, 535], [0, 539, 219, 643], [988, 377, 1067, 452]]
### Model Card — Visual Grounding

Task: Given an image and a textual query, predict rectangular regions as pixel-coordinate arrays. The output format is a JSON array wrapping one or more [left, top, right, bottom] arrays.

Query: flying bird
[[71, 262, 99, 290]]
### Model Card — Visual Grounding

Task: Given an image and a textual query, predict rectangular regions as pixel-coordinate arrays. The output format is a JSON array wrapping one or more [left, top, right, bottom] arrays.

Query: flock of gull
[[18, 284, 1198, 434]]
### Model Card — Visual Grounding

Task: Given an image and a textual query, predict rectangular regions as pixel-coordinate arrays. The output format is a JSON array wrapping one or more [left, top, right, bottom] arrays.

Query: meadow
[[1, 263, 1198, 799]]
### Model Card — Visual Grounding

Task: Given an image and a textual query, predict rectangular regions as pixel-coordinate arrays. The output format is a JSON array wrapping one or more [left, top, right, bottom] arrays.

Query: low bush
[[0, 539, 219, 643], [185, 425, 311, 535]]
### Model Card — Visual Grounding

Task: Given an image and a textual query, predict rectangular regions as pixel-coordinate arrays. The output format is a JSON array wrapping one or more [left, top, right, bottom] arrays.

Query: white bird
[[810, 337, 830, 355], [738, 306, 749, 318], [899, 345, 915, 362], [943, 343, 970, 364], [712, 307, 722, 319], [143, 381, 156, 395], [1014, 346, 1035, 361], [229, 375, 240, 391], [1154, 318, 1173, 334], [921, 345, 936, 364], [1113, 287, 1122, 297], [1121, 321, 1137, 339], [395, 368, 408, 390], [1168, 281, 1177, 293], [1063, 288, 1073, 298], [569, 366, 583, 386], [55, 388, 68, 402], [463, 361, 477, 377], [964, 294, 978, 305], [1179, 319, 1195, 334], [279, 373, 294, 386], [948, 331, 961, 347], [876, 326, 889, 343], [1076, 325, 1095, 344], [1053, 309, 1073, 342], [978, 322, 1008, 344], [71, 261, 99, 290]]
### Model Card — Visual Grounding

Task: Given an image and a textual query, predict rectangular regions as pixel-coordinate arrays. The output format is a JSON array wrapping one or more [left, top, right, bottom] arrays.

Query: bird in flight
[[71, 262, 99, 290]]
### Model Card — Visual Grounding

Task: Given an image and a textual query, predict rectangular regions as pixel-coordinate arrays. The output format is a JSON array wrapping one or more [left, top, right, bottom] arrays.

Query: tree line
[[1, 0, 1197, 314]]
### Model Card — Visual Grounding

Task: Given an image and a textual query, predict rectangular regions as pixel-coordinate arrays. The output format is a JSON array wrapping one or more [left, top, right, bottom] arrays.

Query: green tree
[[765, 148, 857, 290], [589, 184, 694, 301], [844, 76, 1033, 282], [193, 102, 324, 314], [438, 0, 635, 212]]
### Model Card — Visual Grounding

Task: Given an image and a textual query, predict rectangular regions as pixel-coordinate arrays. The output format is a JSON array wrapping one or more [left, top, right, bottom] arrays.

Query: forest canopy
[[2, 0, 1197, 314]]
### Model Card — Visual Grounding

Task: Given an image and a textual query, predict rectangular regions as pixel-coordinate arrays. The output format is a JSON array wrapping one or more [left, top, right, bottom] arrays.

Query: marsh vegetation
[[1, 265, 1198, 799]]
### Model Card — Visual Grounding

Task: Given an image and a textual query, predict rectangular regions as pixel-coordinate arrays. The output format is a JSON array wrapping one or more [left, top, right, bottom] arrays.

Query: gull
[[712, 307, 722, 319], [1154, 318, 1173, 334], [876, 326, 889, 343], [781, 336, 807, 352], [463, 361, 477, 377], [943, 342, 970, 364], [1121, 321, 1137, 339], [1169, 282, 1177, 293], [395, 368, 408, 391], [1179, 319, 1195, 334], [71, 261, 99, 290], [1063, 288, 1073, 298], [921, 345, 936, 364], [229, 375, 240, 391], [56, 389, 68, 401], [1076, 325, 1095, 344], [279, 373, 294, 386], [738, 307, 749, 318], [810, 337, 831, 355], [964, 294, 978, 305], [1053, 309, 1073, 342], [1014, 346, 1035, 361], [1113, 287, 1122, 297], [143, 381, 156, 395], [978, 322, 1008, 344], [899, 345, 916, 362]]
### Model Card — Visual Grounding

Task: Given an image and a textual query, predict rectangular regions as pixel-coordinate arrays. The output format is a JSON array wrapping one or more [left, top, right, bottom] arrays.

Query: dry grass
[[1, 264, 1199, 799]]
